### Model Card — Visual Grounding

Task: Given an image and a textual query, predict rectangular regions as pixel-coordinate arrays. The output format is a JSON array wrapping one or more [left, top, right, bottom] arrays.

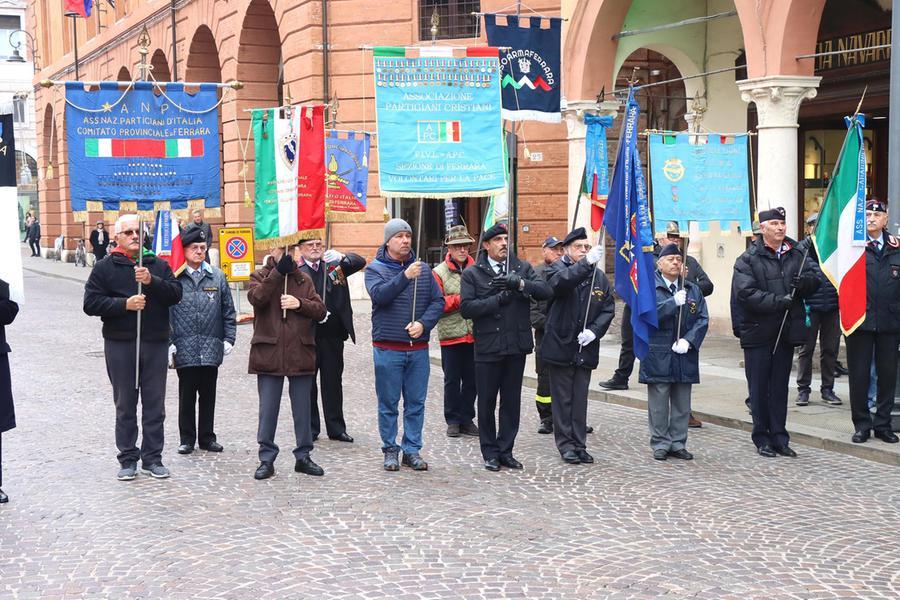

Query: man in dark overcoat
[[0, 278, 19, 503]]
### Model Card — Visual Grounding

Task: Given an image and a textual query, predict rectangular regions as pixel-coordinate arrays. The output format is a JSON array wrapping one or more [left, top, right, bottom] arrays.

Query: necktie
[[310, 261, 319, 272], [497, 262, 506, 275], [192, 270, 202, 282], [670, 283, 677, 294]]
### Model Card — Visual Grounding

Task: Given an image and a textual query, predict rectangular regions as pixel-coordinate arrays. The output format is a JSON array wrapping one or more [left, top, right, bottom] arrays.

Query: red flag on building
[[64, 1, 92, 18]]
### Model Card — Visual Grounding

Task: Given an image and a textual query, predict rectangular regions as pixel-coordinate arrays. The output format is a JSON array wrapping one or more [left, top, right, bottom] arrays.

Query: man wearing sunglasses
[[84, 214, 183, 481]]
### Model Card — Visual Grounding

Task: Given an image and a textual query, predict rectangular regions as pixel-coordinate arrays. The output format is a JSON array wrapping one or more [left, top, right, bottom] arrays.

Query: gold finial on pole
[[430, 9, 440, 44], [329, 92, 339, 129], [137, 25, 151, 81]]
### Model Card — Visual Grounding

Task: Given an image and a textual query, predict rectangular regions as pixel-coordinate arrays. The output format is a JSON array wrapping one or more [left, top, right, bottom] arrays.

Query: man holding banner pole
[[84, 215, 183, 480]]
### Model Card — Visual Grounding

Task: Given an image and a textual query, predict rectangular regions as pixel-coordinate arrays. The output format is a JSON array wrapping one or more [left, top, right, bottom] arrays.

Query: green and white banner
[[253, 109, 301, 248]]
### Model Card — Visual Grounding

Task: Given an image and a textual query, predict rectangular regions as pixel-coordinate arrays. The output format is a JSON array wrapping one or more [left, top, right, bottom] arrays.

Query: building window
[[0, 14, 23, 59], [12, 96, 26, 123], [419, 1, 480, 41]]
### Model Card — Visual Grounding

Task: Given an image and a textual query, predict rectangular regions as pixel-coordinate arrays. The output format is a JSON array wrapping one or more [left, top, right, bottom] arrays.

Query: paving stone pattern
[[1, 271, 899, 599]]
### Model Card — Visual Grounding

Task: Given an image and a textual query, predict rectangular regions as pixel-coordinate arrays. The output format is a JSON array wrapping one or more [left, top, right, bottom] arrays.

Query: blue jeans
[[373, 347, 429, 455]]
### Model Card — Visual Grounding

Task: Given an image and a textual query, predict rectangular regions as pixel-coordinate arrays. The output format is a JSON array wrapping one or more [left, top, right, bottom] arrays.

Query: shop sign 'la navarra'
[[64, 81, 222, 222]]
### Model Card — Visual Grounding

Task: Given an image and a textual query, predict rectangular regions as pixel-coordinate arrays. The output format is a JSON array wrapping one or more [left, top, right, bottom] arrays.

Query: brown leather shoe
[[688, 414, 702, 428]]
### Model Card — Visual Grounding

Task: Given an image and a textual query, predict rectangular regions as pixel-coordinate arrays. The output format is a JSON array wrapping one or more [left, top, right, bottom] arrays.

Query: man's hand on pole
[[126, 294, 146, 311], [134, 266, 151, 285]]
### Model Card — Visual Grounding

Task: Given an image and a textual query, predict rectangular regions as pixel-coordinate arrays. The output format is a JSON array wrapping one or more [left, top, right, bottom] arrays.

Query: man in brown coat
[[248, 246, 327, 480]]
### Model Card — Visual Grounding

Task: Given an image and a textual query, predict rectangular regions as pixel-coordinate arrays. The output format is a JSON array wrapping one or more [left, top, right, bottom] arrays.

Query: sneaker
[[400, 452, 428, 471], [383, 449, 400, 472], [117, 463, 138, 481], [459, 421, 479, 437], [446, 423, 461, 438], [796, 389, 810, 406], [821, 390, 842, 405], [141, 463, 171, 479]]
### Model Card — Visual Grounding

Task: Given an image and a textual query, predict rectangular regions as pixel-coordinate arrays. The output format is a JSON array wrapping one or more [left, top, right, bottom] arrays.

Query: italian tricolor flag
[[85, 138, 204, 158], [812, 115, 867, 335]]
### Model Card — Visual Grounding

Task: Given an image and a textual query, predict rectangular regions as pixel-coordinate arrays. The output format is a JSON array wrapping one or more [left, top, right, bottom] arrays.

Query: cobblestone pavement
[[2, 270, 900, 599]]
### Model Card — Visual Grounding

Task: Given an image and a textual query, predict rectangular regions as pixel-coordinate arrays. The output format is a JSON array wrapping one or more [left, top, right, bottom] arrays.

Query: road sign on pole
[[218, 227, 255, 282]]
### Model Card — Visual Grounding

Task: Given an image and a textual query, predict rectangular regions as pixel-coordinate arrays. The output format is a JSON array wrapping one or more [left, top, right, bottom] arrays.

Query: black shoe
[[459, 421, 479, 437], [484, 457, 501, 472], [835, 362, 848, 377], [312, 434, 319, 442], [254, 461, 275, 480], [757, 445, 777, 458], [653, 449, 668, 461], [576, 450, 594, 464], [200, 441, 224, 452], [177, 444, 194, 455], [0, 488, 7, 503], [537, 419, 553, 434], [668, 448, 694, 460], [446, 423, 461, 438], [294, 456, 325, 476], [821, 390, 842, 405], [401, 452, 428, 471], [796, 389, 810, 406], [561, 450, 581, 464], [328, 432, 354, 443], [773, 445, 797, 457], [599, 378, 628, 391], [874, 430, 899, 444], [852, 430, 870, 444], [499, 455, 523, 469], [586, 425, 594, 434]]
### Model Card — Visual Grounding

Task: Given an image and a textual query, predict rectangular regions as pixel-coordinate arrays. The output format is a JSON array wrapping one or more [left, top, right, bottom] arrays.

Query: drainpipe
[[322, 0, 330, 104], [171, 0, 178, 81]]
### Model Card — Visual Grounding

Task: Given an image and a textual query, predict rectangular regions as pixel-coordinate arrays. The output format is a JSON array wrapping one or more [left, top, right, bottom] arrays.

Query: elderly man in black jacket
[[170, 226, 237, 455], [795, 214, 842, 407], [461, 223, 552, 471], [0, 279, 19, 503], [731, 207, 818, 458], [295, 237, 366, 443], [541, 228, 614, 464], [84, 215, 183, 480]]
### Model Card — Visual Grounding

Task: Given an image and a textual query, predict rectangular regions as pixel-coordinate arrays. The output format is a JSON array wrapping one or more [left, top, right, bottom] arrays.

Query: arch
[[39, 103, 60, 251], [564, 0, 632, 100], [185, 26, 221, 83], [116, 66, 131, 81], [733, 0, 826, 79], [150, 48, 171, 82]]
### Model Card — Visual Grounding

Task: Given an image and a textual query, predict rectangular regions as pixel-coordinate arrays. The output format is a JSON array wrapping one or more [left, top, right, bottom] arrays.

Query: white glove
[[167, 344, 176, 367], [223, 341, 234, 356], [673, 289, 687, 306], [576, 329, 597, 346], [671, 339, 690, 354], [323, 249, 344, 263], [318, 310, 331, 324], [586, 245, 604, 265]]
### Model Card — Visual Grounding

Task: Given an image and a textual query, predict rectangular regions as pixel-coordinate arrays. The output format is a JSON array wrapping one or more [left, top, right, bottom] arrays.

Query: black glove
[[0, 280, 8, 301], [496, 290, 512, 306], [275, 253, 296, 275], [776, 294, 794, 311], [490, 273, 522, 291], [790, 275, 802, 290]]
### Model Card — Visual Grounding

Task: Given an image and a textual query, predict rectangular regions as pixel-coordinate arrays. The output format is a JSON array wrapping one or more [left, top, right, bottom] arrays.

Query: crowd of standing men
[[0, 198, 896, 500]]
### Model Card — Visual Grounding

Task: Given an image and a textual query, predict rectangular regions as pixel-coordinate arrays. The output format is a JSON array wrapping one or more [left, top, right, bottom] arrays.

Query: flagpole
[[675, 224, 689, 340], [411, 196, 424, 344], [283, 245, 289, 320], [135, 217, 143, 390]]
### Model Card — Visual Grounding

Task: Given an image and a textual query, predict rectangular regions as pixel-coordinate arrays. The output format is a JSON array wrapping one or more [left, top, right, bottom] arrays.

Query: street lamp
[[7, 29, 39, 74]]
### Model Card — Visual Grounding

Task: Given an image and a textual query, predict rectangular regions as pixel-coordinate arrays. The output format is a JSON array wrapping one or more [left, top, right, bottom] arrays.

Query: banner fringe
[[85, 201, 104, 212], [326, 211, 367, 222], [381, 189, 504, 199], [500, 109, 561, 124], [256, 228, 327, 250], [73, 211, 88, 223]]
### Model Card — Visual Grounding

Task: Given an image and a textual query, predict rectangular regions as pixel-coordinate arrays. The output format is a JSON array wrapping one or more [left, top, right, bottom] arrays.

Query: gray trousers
[[547, 364, 591, 454], [257, 374, 313, 463], [104, 339, 168, 467], [647, 383, 692, 452]]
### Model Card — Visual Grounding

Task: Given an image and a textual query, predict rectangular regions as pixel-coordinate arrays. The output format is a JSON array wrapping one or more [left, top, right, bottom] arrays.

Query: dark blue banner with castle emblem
[[484, 14, 562, 123], [65, 81, 221, 221]]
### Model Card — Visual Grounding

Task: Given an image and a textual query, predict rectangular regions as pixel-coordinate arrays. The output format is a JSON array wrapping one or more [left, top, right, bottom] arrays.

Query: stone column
[[738, 75, 820, 239], [563, 99, 620, 236]]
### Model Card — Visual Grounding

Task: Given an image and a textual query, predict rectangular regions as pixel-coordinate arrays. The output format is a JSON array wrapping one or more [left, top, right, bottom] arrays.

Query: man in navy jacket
[[364, 219, 443, 472]]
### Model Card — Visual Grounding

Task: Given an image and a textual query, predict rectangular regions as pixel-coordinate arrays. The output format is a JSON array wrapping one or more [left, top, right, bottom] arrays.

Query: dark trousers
[[310, 336, 348, 438], [0, 432, 4, 487], [29, 239, 40, 256], [93, 249, 107, 263], [177, 366, 219, 447], [796, 309, 840, 392], [475, 355, 526, 460], [846, 331, 898, 434], [534, 329, 552, 422], [104, 339, 168, 467], [613, 304, 635, 381], [441, 342, 477, 425], [744, 342, 793, 449], [257, 374, 313, 463], [547, 364, 591, 454]]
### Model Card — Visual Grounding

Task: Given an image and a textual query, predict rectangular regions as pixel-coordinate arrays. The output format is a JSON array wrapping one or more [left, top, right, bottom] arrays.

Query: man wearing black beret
[[540, 228, 614, 464], [731, 207, 819, 458], [461, 223, 553, 471]]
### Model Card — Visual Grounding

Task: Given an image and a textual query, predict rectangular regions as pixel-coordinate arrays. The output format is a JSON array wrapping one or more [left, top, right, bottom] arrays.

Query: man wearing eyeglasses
[[540, 228, 614, 464], [84, 215, 183, 481], [295, 237, 366, 443]]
